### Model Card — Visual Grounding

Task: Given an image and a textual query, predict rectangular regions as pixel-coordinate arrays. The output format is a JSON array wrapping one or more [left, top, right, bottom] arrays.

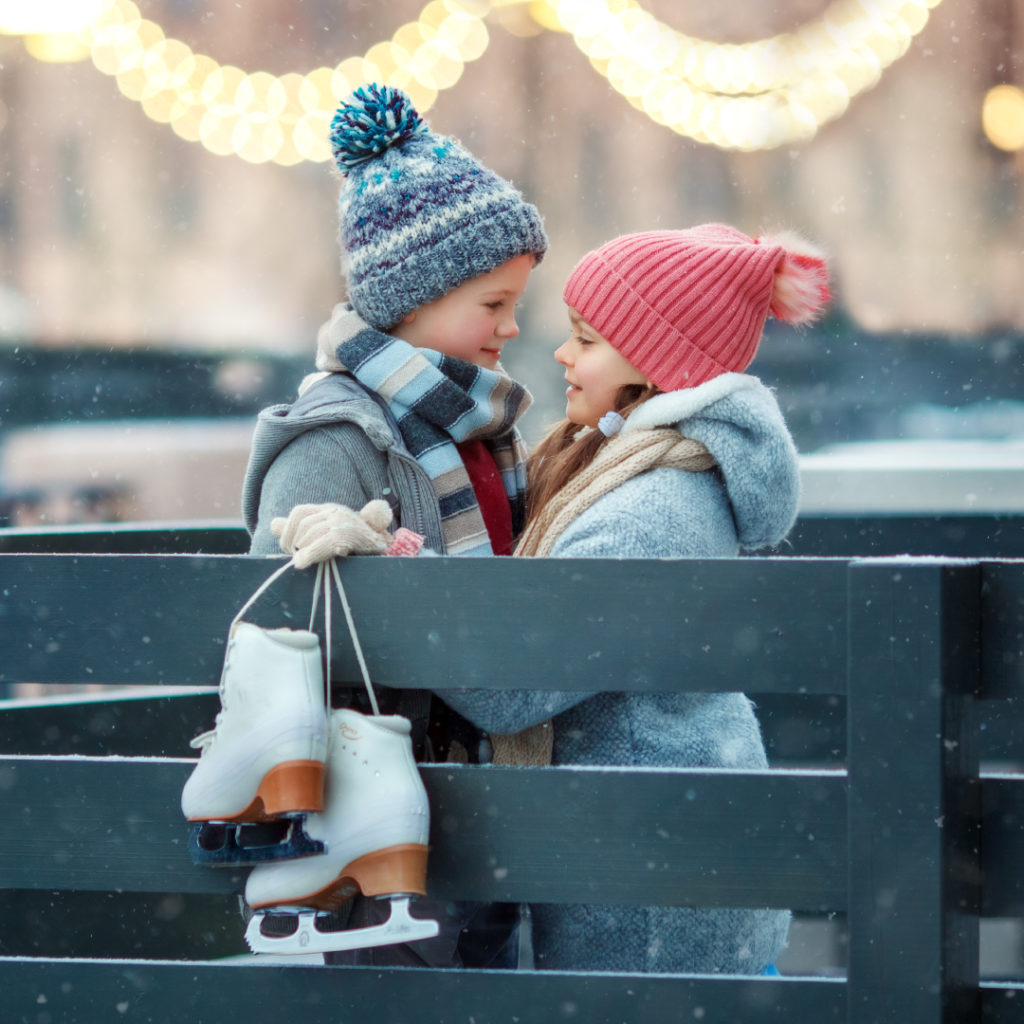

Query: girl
[[442, 223, 830, 974]]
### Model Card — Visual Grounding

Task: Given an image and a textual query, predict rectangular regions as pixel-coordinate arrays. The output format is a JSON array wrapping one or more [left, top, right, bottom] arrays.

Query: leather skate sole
[[247, 843, 429, 911], [187, 760, 326, 823]]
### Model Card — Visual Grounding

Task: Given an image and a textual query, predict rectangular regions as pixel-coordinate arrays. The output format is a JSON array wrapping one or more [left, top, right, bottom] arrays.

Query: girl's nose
[[554, 340, 571, 366]]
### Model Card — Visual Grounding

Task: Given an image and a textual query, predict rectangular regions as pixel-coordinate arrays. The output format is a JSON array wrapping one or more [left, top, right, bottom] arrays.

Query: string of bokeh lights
[[5, 0, 1023, 161]]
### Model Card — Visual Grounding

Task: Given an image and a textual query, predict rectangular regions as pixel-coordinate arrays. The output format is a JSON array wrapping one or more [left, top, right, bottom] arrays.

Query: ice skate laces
[[187, 558, 307, 753], [188, 556, 381, 755], [323, 557, 381, 716]]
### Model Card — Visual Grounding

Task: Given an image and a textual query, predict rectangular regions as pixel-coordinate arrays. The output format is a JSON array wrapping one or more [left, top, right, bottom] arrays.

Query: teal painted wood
[[0, 554, 850, 694], [982, 983, 1024, 1022], [0, 523, 249, 554], [0, 551, 1017, 1020], [0, 690, 219, 757], [980, 561, 1024, 700], [788, 515, 1024, 558], [0, 959, 847, 1024], [1, 686, 1019, 765], [982, 774, 1024, 916], [846, 561, 981, 1024], [3, 514, 1022, 558], [0, 756, 846, 909]]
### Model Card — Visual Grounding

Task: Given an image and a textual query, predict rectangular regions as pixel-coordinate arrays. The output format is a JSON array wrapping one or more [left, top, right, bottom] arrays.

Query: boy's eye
[[485, 300, 504, 310]]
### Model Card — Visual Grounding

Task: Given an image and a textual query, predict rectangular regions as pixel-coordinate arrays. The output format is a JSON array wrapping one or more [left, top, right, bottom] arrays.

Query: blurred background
[[1, 2, 1022, 975], [0, 0, 1023, 526]]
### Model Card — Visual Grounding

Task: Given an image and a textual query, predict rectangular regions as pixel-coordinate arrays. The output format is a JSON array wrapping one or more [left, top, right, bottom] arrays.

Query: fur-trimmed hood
[[622, 373, 799, 550]]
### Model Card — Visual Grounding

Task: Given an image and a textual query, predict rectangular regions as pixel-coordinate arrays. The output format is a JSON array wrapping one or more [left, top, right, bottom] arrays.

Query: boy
[[243, 83, 547, 563], [238, 83, 547, 969]]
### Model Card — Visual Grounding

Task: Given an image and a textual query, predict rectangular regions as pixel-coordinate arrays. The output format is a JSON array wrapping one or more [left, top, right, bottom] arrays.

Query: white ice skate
[[181, 561, 331, 866], [243, 706, 439, 955]]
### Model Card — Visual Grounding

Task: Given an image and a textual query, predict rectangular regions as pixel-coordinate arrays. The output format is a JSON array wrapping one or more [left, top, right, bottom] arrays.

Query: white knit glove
[[271, 500, 392, 569]]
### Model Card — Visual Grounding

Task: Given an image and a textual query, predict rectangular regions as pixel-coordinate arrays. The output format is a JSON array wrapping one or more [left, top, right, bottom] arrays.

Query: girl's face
[[554, 308, 649, 428], [391, 254, 534, 369]]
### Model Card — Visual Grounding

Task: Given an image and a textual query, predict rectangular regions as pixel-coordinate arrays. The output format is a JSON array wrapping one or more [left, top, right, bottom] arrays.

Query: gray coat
[[441, 373, 799, 974], [242, 373, 448, 555]]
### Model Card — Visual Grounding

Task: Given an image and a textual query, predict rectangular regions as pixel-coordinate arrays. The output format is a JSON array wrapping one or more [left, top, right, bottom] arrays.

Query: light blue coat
[[442, 373, 800, 974]]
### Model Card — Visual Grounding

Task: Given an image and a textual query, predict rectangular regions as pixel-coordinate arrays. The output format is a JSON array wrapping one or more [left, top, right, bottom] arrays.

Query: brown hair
[[523, 383, 661, 531]]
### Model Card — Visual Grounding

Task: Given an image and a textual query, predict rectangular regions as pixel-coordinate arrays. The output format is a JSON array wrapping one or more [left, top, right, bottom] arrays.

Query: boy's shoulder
[[288, 372, 375, 417], [257, 372, 400, 452]]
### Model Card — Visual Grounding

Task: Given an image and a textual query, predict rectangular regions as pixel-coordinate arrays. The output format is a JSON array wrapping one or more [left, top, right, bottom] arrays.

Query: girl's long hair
[[523, 382, 661, 531]]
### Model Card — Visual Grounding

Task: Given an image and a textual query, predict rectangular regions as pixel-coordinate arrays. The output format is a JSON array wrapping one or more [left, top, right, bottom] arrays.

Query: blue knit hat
[[329, 84, 548, 331]]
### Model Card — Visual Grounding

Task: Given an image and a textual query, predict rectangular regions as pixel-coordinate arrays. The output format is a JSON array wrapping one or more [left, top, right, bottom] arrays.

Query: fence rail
[[0, 523, 1021, 1023]]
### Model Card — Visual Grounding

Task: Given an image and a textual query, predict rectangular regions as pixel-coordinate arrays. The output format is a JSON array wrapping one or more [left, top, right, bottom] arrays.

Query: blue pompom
[[330, 84, 426, 174]]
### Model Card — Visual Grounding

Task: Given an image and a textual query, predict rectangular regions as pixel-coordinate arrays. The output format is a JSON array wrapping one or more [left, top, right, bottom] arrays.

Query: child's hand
[[272, 500, 392, 568]]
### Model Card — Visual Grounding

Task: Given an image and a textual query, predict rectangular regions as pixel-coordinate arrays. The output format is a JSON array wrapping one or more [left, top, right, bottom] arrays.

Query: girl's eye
[[573, 333, 592, 345]]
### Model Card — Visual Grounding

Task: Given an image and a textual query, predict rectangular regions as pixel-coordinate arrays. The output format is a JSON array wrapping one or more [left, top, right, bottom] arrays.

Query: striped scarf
[[311, 304, 531, 556]]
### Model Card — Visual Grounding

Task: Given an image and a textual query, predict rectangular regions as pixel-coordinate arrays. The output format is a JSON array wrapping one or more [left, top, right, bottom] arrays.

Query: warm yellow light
[[0, 0, 110, 35], [294, 111, 333, 163], [526, 1, 566, 33], [16, 0, 949, 159], [300, 68, 335, 113], [983, 84, 1024, 153], [22, 32, 91, 62]]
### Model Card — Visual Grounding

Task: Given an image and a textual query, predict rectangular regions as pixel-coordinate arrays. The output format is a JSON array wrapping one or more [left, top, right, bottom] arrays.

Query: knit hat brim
[[562, 226, 799, 391], [352, 199, 547, 330], [564, 252, 731, 391], [332, 88, 548, 332]]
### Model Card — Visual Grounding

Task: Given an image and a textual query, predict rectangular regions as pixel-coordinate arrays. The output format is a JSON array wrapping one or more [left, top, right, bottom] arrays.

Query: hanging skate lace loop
[[189, 729, 215, 751], [230, 557, 299, 631], [309, 561, 325, 631], [229, 556, 381, 717], [327, 558, 381, 716]]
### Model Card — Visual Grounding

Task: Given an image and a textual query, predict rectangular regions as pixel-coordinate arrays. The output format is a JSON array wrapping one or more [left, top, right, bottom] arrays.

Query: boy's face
[[392, 254, 534, 368]]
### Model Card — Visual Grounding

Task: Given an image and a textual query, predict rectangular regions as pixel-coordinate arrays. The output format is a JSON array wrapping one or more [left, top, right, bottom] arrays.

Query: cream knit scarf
[[515, 428, 716, 557], [489, 428, 716, 766]]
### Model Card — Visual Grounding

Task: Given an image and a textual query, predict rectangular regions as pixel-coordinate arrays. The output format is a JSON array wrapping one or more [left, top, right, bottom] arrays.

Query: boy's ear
[[399, 311, 417, 325]]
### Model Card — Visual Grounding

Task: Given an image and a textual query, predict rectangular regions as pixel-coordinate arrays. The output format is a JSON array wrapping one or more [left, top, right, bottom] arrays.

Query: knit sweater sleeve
[[440, 686, 594, 736], [249, 423, 390, 556]]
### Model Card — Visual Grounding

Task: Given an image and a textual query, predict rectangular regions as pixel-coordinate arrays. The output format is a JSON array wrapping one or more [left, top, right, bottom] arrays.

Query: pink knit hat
[[563, 224, 830, 391]]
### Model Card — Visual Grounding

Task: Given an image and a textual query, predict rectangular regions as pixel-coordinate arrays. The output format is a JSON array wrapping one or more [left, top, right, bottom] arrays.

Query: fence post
[[846, 559, 980, 1024]]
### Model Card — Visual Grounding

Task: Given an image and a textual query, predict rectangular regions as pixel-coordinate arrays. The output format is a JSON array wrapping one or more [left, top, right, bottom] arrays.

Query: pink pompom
[[758, 230, 830, 325]]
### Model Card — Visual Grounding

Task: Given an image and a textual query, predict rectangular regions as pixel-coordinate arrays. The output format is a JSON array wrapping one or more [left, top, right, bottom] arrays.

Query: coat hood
[[240, 374, 397, 534], [622, 373, 799, 549]]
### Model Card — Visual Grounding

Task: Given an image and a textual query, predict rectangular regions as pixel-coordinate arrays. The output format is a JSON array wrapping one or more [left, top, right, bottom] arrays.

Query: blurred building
[[0, 0, 1022, 520], [1, 0, 1021, 347]]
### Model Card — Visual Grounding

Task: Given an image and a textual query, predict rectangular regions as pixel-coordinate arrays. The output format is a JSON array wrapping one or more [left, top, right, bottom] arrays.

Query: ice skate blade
[[188, 818, 325, 867], [244, 898, 439, 956]]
